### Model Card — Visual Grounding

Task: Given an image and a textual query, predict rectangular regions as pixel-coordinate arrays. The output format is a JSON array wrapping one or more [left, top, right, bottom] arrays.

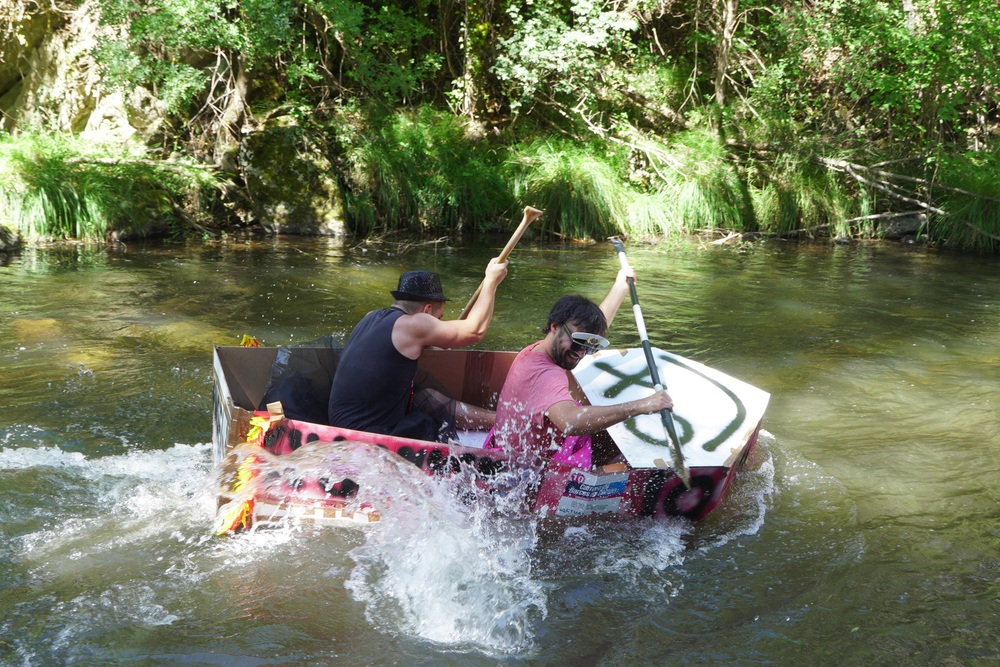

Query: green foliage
[[335, 107, 512, 235], [751, 0, 1000, 151], [625, 58, 690, 118], [620, 190, 683, 238], [0, 133, 215, 241], [507, 133, 855, 241], [653, 130, 752, 232], [508, 139, 625, 240], [155, 62, 209, 114], [94, 0, 444, 113], [748, 151, 858, 237], [495, 0, 643, 113], [13, 0, 1000, 252], [930, 151, 1000, 252]]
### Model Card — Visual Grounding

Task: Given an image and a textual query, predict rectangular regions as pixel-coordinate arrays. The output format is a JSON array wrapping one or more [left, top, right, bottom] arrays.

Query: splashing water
[[1, 435, 779, 661], [210, 438, 552, 654]]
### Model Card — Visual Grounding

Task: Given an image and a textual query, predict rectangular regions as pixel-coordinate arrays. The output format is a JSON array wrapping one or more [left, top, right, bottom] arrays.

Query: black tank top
[[327, 307, 417, 434]]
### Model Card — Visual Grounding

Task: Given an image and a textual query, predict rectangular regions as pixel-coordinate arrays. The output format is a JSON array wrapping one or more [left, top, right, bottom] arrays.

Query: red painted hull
[[215, 412, 761, 530]]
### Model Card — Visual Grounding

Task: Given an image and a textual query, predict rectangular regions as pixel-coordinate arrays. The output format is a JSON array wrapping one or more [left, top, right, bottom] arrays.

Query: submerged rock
[[0, 223, 21, 252]]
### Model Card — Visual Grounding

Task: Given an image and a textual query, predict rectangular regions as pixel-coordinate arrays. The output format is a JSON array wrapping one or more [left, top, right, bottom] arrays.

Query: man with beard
[[488, 267, 673, 470]]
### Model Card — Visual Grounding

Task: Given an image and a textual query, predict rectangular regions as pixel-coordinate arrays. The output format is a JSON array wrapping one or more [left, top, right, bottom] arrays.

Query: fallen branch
[[709, 231, 741, 245], [963, 221, 1000, 242], [820, 157, 1000, 244], [819, 157, 946, 215], [171, 202, 217, 238], [563, 95, 686, 179], [843, 210, 927, 224], [65, 156, 217, 175], [777, 222, 833, 238]]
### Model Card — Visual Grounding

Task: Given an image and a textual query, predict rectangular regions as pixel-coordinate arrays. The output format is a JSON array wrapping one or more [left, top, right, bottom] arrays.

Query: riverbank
[[3, 119, 996, 253], [3, 2, 999, 253]]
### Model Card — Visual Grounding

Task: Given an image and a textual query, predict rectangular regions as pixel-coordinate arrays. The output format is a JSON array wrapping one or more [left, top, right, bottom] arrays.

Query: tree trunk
[[214, 52, 249, 173], [460, 0, 495, 132], [713, 0, 738, 108]]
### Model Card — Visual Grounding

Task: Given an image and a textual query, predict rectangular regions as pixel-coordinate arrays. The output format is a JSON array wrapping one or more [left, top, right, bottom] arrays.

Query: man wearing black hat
[[327, 258, 508, 440]]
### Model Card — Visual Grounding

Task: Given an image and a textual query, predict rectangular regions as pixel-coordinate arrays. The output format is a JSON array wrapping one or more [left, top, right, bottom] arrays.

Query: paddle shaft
[[459, 206, 543, 319], [609, 237, 689, 485]]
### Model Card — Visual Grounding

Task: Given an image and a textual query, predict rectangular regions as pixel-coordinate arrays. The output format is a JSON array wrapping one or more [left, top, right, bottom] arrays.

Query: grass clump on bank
[[509, 139, 625, 241], [656, 130, 753, 234], [335, 107, 513, 236], [748, 151, 858, 238], [0, 132, 215, 242], [930, 151, 1000, 253]]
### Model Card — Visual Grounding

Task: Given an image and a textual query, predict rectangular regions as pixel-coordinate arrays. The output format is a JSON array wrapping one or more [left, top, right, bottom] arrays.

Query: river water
[[0, 236, 997, 665]]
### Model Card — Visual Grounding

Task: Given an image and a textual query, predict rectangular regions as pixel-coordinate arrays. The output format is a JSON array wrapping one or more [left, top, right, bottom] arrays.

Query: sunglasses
[[561, 323, 610, 354]]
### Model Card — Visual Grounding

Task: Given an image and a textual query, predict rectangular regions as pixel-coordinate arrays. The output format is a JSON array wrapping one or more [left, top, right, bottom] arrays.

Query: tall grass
[[749, 151, 858, 237], [508, 139, 625, 240], [335, 107, 513, 236], [931, 151, 1000, 253], [651, 130, 753, 233], [0, 132, 213, 241], [508, 132, 753, 240], [620, 190, 681, 238]]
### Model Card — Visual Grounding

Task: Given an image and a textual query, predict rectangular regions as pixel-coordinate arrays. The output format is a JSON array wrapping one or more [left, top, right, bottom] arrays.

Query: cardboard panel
[[573, 347, 770, 469], [214, 346, 279, 410], [418, 349, 518, 409]]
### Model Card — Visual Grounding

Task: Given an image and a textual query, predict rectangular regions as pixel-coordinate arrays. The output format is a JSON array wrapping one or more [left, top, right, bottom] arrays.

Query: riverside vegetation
[[1, 0, 999, 252]]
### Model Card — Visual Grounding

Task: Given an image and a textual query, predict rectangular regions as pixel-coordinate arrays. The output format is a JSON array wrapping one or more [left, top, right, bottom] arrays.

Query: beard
[[552, 346, 585, 371]]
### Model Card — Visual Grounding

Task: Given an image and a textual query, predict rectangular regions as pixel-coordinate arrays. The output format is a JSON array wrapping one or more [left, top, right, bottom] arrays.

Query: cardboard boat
[[212, 343, 769, 532]]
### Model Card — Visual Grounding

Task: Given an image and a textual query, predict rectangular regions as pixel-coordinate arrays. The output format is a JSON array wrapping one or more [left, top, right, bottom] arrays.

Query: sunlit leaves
[[496, 0, 642, 111], [752, 0, 1000, 150]]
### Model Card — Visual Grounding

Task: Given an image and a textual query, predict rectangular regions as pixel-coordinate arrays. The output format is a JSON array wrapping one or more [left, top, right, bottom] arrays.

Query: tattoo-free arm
[[545, 390, 673, 436], [599, 266, 636, 329]]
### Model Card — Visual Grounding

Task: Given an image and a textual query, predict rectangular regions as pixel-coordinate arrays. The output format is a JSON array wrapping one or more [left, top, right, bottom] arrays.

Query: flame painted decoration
[[572, 347, 770, 470]]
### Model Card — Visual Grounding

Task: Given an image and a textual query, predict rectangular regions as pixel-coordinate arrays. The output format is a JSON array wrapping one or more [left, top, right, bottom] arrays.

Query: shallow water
[[1, 237, 998, 665]]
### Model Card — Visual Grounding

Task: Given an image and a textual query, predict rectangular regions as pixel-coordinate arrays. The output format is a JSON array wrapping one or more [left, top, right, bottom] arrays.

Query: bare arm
[[545, 390, 673, 436], [599, 266, 636, 329], [394, 258, 508, 356]]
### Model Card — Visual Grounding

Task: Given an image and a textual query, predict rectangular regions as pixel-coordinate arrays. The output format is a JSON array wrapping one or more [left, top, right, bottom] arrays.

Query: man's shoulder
[[509, 342, 564, 382], [513, 341, 552, 364], [358, 306, 398, 321], [391, 310, 438, 334]]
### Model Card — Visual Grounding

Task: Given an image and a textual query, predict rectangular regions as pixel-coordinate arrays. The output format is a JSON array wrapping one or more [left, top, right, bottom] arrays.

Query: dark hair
[[544, 295, 608, 336]]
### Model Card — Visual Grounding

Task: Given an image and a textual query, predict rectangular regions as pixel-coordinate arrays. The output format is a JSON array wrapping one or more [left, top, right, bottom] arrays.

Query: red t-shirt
[[492, 342, 576, 461]]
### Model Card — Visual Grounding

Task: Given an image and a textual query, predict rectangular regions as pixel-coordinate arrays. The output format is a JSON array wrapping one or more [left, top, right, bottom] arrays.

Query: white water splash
[[2, 437, 779, 660], [694, 429, 779, 551], [4, 443, 215, 570], [329, 449, 550, 656]]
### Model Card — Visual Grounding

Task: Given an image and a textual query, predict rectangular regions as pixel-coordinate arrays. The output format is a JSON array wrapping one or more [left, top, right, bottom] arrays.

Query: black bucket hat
[[390, 270, 450, 302]]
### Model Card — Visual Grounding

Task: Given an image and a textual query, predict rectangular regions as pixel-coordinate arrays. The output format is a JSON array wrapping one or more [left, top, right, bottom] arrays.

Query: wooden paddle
[[609, 236, 691, 488], [459, 206, 543, 319]]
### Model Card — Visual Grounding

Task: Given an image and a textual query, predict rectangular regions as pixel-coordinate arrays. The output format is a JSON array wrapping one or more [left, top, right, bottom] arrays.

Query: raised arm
[[598, 266, 636, 329], [394, 258, 508, 355]]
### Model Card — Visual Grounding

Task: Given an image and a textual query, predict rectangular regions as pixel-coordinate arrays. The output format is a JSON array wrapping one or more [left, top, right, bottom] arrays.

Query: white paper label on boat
[[573, 347, 770, 470], [555, 470, 629, 516]]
